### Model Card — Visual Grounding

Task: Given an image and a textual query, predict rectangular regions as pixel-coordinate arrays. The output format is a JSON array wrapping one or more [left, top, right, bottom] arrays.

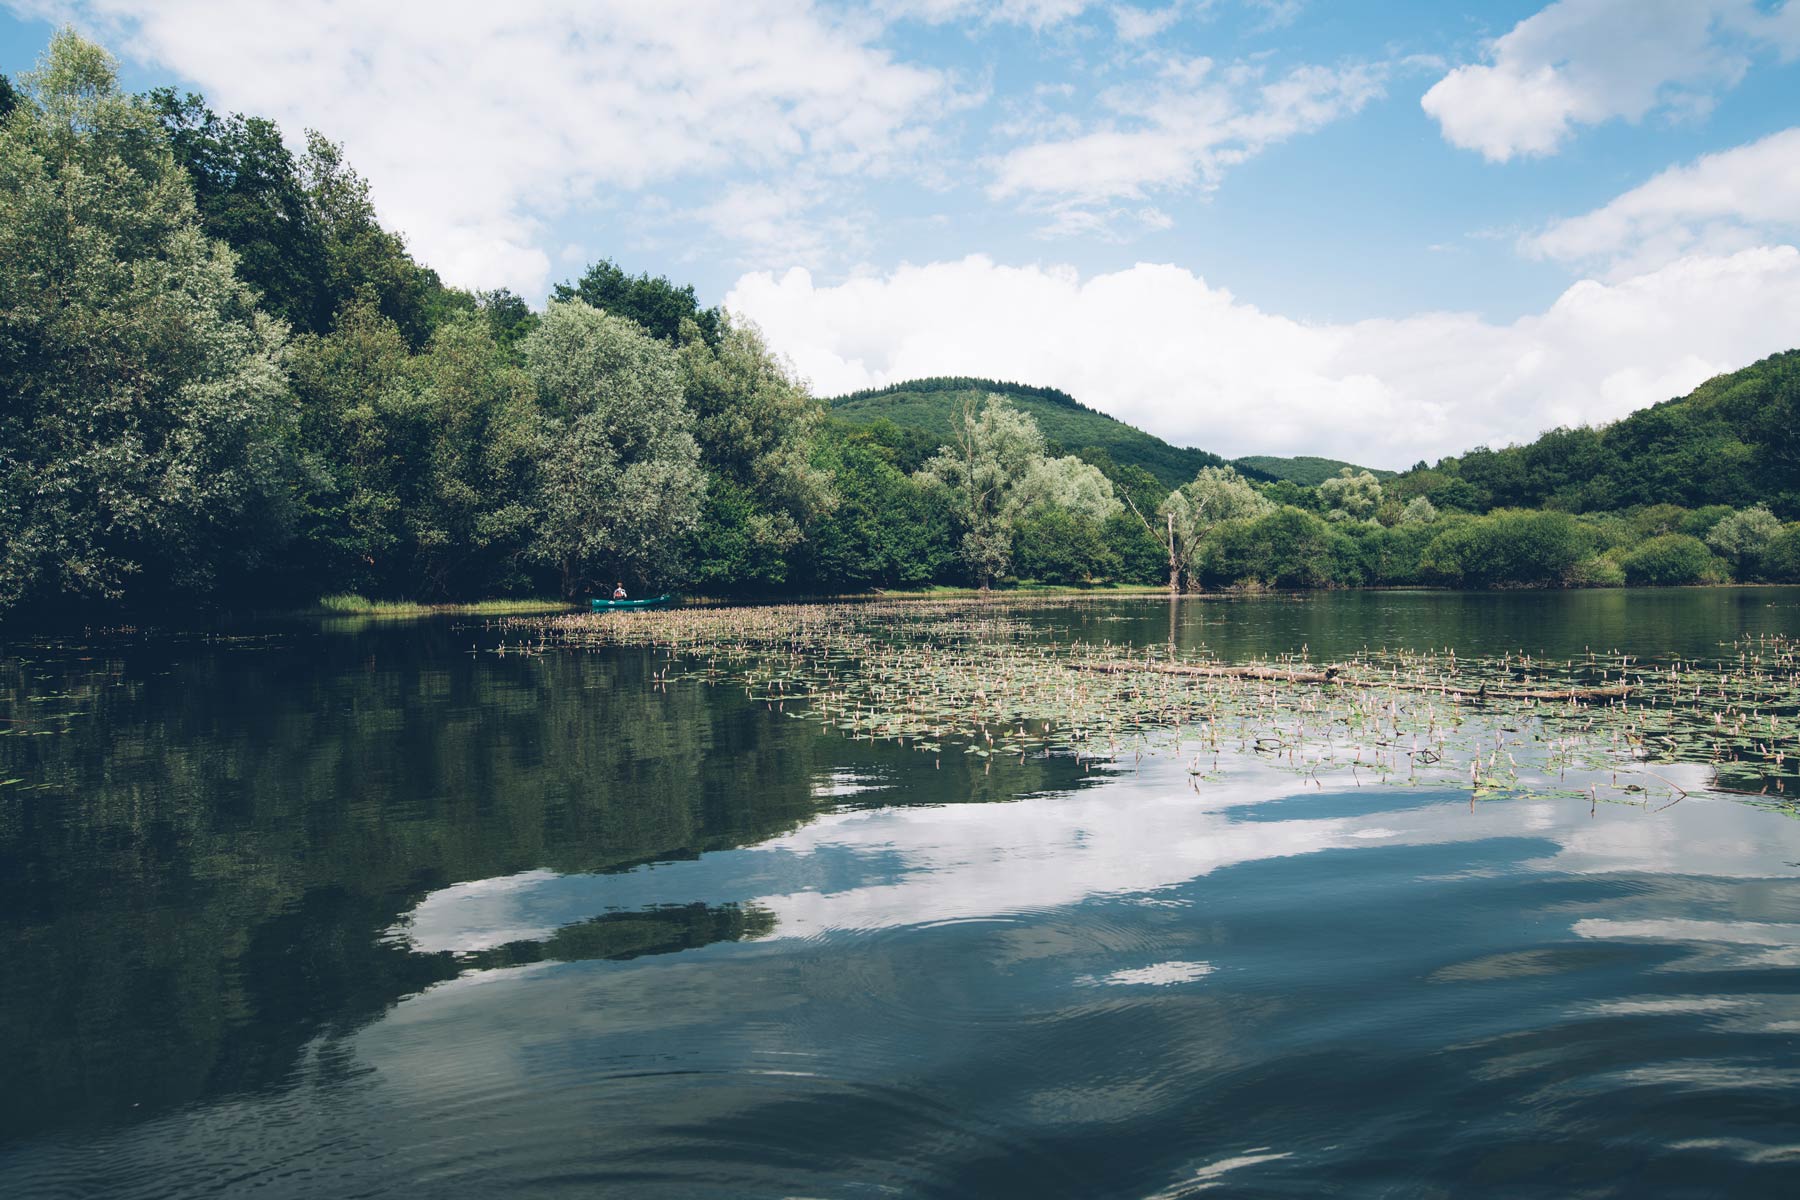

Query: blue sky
[[4, 1, 1799, 466]]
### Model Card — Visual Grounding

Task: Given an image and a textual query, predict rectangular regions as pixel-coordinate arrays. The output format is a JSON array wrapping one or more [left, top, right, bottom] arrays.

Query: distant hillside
[[828, 377, 1253, 490], [1233, 455, 1396, 486], [1404, 350, 1800, 517]]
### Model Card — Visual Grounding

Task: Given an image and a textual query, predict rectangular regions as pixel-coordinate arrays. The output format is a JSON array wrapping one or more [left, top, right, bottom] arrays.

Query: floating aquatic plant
[[508, 600, 1800, 806]]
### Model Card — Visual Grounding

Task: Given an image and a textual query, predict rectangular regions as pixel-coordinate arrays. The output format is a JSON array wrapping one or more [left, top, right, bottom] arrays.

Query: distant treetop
[[553, 258, 723, 347]]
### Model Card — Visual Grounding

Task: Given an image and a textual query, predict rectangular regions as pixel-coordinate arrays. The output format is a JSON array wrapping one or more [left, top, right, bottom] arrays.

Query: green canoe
[[590, 594, 672, 611]]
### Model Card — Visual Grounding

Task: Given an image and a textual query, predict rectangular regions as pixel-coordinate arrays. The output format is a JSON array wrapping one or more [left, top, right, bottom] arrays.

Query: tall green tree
[[0, 32, 293, 615], [476, 288, 538, 359], [1200, 506, 1360, 589], [679, 316, 833, 592], [1763, 525, 1800, 582], [801, 431, 950, 591], [286, 299, 425, 592], [300, 132, 463, 347], [1017, 455, 1123, 521], [915, 395, 1049, 587], [1010, 456, 1124, 585], [1014, 506, 1120, 584], [524, 301, 703, 596], [146, 88, 331, 333], [287, 303, 543, 598], [1130, 466, 1270, 592], [409, 315, 542, 595]]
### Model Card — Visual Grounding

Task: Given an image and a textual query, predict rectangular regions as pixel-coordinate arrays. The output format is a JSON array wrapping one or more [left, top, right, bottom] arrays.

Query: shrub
[[1356, 522, 1438, 585], [1628, 504, 1690, 538], [1706, 505, 1782, 575], [1419, 509, 1588, 587], [1681, 504, 1736, 539], [1618, 534, 1726, 585], [1566, 555, 1625, 587], [1199, 507, 1357, 588], [1762, 525, 1800, 582]]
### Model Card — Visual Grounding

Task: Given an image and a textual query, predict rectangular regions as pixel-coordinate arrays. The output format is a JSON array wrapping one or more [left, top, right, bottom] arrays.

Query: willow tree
[[914, 395, 1047, 587], [1320, 467, 1383, 522], [1125, 466, 1270, 592], [0, 31, 293, 614], [524, 301, 703, 596], [1706, 504, 1781, 575], [1018, 455, 1124, 522], [1398, 496, 1440, 525]]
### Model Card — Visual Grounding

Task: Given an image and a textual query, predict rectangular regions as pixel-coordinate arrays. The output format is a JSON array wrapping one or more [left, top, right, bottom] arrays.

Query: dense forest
[[2, 31, 1798, 624], [1392, 356, 1800, 518]]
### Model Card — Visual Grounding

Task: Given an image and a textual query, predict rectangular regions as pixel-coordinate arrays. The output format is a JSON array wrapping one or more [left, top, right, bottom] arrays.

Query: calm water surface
[[4, 589, 1800, 1197]]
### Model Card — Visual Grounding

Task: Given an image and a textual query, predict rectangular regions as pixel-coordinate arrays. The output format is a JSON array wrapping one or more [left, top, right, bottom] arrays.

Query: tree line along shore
[[3, 31, 1799, 625]]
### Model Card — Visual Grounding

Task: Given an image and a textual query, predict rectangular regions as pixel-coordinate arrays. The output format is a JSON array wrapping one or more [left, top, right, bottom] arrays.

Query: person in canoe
[[611, 582, 627, 600]]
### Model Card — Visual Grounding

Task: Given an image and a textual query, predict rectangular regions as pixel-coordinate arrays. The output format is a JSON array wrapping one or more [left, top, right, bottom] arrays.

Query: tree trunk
[[1167, 511, 1179, 593]]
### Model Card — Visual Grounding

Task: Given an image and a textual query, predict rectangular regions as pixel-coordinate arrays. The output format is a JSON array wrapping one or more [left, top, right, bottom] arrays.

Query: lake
[[4, 589, 1800, 1197]]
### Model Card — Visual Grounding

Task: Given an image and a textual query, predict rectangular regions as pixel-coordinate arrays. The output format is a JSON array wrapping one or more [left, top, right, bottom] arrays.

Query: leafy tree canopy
[[915, 395, 1052, 587], [553, 258, 722, 346], [1152, 466, 1271, 591], [1319, 468, 1383, 522], [1706, 505, 1781, 568], [0, 31, 294, 614], [146, 87, 331, 333], [300, 131, 467, 347], [524, 301, 704, 595]]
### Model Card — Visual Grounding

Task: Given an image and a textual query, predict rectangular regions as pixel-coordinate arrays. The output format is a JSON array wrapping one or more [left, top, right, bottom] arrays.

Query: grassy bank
[[316, 594, 576, 618]]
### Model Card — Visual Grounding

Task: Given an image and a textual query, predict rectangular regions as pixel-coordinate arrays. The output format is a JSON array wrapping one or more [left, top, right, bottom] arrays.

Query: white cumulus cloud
[[876, 0, 1093, 28], [1522, 127, 1800, 277], [1422, 0, 1800, 161], [991, 56, 1386, 233], [15, 0, 957, 297], [1110, 3, 1183, 41], [727, 247, 1800, 466]]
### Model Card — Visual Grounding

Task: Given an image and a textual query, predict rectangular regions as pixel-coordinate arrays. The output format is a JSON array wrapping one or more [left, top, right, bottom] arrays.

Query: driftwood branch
[[1073, 659, 1633, 702]]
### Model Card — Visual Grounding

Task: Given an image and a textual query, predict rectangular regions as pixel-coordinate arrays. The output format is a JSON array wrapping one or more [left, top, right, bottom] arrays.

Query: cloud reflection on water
[[393, 755, 1799, 963]]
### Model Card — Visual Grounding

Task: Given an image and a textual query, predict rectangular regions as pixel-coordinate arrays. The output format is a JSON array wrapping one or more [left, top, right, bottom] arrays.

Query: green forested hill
[[1233, 455, 1396, 486], [1405, 351, 1800, 517], [828, 377, 1248, 489]]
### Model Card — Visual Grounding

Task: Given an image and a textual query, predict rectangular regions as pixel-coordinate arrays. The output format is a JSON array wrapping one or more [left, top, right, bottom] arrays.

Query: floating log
[[1072, 659, 1633, 702]]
